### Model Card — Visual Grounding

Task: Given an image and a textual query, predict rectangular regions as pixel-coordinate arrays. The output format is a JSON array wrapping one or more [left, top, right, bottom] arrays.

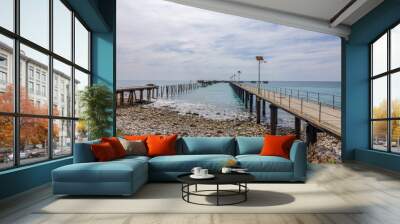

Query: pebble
[[117, 105, 341, 163]]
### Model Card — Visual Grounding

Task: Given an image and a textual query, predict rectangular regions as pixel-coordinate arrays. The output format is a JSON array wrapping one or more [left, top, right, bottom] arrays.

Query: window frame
[[0, 0, 92, 171], [370, 21, 400, 154]]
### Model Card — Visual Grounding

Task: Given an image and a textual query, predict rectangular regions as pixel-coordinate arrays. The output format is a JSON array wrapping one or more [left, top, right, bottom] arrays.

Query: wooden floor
[[236, 83, 341, 137], [1, 163, 400, 224]]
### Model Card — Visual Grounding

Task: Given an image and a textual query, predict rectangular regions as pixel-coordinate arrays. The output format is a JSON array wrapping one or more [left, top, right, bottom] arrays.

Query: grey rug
[[38, 183, 362, 214]]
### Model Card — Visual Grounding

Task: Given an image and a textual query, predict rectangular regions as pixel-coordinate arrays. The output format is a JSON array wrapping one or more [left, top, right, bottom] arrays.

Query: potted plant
[[79, 84, 113, 140]]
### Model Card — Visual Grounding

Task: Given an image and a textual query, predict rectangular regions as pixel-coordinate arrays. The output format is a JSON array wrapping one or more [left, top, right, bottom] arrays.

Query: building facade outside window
[[371, 22, 400, 153], [0, 0, 91, 170], [0, 71, 6, 85], [0, 54, 7, 67], [28, 67, 34, 79], [36, 83, 40, 95], [28, 81, 34, 94], [0, 54, 8, 89]]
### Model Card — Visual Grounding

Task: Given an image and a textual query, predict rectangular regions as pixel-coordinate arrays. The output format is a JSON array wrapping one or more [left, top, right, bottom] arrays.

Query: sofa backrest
[[73, 137, 265, 161], [236, 136, 263, 155], [73, 140, 100, 163], [177, 137, 236, 155]]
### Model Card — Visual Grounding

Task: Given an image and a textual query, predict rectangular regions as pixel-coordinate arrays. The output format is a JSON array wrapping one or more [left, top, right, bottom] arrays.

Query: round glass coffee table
[[177, 173, 255, 206]]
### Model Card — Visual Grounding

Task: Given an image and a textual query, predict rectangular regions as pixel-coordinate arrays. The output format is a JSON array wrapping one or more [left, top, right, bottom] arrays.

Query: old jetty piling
[[230, 82, 341, 143], [117, 82, 209, 107], [158, 82, 201, 98], [116, 85, 158, 106]]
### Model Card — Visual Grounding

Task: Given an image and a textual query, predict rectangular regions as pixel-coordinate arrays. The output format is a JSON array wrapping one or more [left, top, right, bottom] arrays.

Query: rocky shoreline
[[117, 104, 341, 163]]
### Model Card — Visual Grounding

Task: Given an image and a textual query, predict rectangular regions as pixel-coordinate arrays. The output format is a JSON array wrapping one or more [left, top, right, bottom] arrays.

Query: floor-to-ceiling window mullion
[[387, 30, 392, 153], [48, 0, 54, 160], [71, 10, 76, 152], [13, 0, 21, 167], [370, 46, 373, 149]]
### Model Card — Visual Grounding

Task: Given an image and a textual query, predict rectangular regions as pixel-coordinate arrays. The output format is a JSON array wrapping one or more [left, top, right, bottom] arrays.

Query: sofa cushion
[[236, 137, 263, 155], [120, 139, 147, 156], [147, 135, 177, 157], [91, 142, 118, 161], [260, 134, 297, 159], [178, 137, 235, 155], [116, 155, 150, 163], [236, 155, 293, 172], [101, 137, 127, 158], [124, 135, 148, 141], [53, 158, 147, 183], [149, 154, 235, 172]]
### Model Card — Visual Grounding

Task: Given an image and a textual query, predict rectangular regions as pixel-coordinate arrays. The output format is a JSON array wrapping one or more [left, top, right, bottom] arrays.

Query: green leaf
[[79, 84, 113, 140]]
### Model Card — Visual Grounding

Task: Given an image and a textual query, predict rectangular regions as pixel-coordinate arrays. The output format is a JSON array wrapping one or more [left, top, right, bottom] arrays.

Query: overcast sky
[[117, 0, 341, 82]]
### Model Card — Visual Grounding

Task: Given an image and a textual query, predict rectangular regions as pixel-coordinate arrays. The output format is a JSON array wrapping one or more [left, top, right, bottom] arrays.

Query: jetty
[[230, 82, 341, 140], [116, 82, 202, 106]]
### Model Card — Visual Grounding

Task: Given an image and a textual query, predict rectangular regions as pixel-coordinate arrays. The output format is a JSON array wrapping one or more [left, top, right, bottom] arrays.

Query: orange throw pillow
[[146, 134, 177, 157], [101, 137, 126, 158], [124, 135, 148, 141], [91, 142, 117, 162], [260, 134, 297, 159]]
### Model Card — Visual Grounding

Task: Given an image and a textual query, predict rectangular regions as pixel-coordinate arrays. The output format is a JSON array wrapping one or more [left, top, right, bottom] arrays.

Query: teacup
[[191, 167, 202, 176], [199, 169, 208, 176]]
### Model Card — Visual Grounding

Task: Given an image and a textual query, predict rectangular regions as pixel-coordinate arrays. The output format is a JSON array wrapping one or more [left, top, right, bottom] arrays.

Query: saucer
[[190, 174, 215, 179]]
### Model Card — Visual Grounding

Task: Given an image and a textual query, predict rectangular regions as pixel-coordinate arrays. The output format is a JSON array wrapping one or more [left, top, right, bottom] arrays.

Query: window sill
[[355, 148, 400, 172], [0, 156, 72, 176]]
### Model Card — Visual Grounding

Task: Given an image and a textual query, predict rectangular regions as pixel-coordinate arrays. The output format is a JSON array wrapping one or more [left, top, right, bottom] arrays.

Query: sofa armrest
[[289, 140, 307, 181], [73, 140, 100, 163]]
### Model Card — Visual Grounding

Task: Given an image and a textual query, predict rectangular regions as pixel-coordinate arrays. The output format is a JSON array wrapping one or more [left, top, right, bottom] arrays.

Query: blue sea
[[117, 80, 341, 127]]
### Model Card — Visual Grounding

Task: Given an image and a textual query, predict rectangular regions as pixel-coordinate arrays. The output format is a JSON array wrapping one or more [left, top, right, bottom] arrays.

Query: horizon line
[[116, 79, 342, 82]]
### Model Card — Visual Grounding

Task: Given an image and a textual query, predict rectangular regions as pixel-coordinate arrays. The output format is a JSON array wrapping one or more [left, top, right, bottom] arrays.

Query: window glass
[[20, 117, 49, 165], [20, 0, 49, 49], [372, 121, 388, 151], [20, 44, 49, 115], [0, 116, 13, 170], [28, 81, 33, 93], [372, 76, 387, 119], [391, 72, 400, 118], [372, 33, 387, 76], [74, 18, 89, 70], [0, 0, 14, 31], [0, 0, 93, 168], [0, 35, 14, 113], [53, 59, 72, 117], [391, 120, 400, 153], [391, 24, 400, 70], [53, 0, 72, 60], [74, 69, 89, 118], [53, 119, 72, 157], [75, 120, 88, 143]]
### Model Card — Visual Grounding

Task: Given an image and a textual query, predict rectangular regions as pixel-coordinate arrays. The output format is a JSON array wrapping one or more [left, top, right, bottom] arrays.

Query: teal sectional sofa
[[52, 137, 307, 196]]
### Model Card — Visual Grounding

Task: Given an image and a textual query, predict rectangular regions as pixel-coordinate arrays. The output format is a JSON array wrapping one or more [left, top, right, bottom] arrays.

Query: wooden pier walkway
[[230, 82, 341, 138]]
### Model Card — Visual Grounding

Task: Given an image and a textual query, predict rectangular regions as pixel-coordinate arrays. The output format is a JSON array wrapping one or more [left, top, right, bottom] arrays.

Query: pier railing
[[245, 84, 341, 109], [232, 82, 341, 137]]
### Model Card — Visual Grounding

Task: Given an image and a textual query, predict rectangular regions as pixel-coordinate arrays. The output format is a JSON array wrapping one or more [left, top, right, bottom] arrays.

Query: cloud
[[117, 0, 341, 81], [150, 41, 195, 54]]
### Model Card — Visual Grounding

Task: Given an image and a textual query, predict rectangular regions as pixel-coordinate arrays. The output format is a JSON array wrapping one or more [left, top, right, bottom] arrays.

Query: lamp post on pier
[[256, 56, 267, 94], [237, 70, 241, 83]]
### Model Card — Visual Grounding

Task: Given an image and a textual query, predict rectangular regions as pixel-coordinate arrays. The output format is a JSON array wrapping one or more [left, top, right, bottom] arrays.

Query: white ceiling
[[228, 0, 352, 22], [165, 0, 384, 38]]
